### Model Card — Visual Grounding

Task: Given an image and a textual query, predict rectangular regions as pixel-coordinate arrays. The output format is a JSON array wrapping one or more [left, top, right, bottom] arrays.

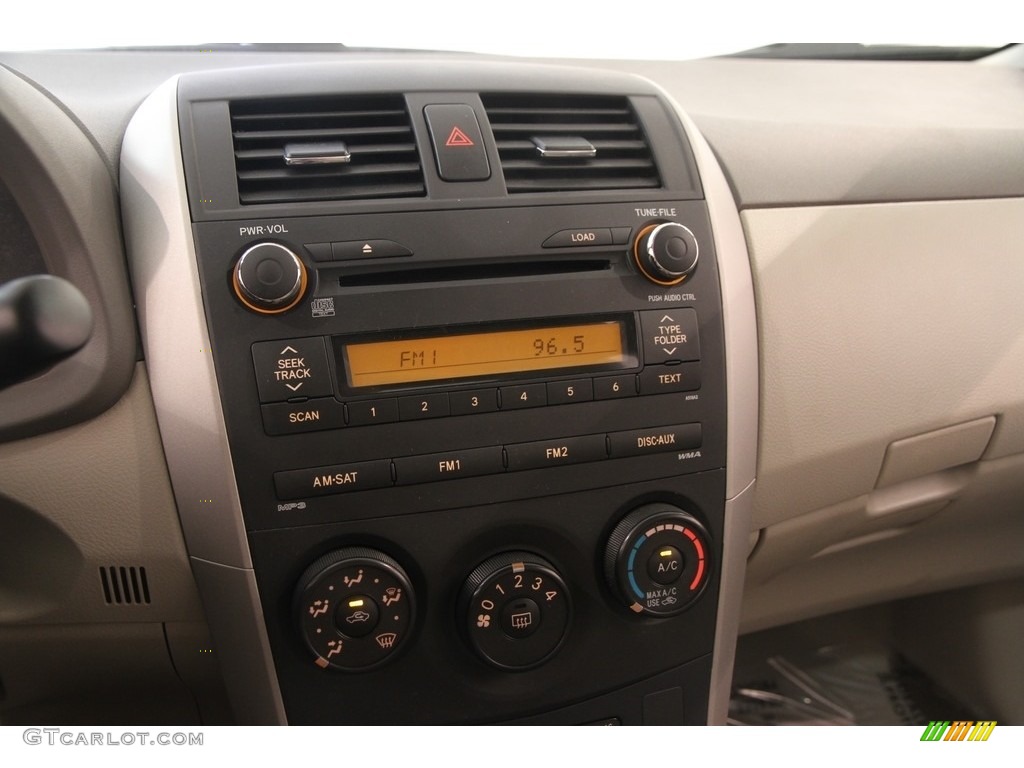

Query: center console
[[121, 59, 757, 724]]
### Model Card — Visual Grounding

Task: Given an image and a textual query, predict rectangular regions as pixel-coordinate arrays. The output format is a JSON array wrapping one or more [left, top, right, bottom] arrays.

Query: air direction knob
[[295, 547, 415, 671], [633, 222, 699, 285]]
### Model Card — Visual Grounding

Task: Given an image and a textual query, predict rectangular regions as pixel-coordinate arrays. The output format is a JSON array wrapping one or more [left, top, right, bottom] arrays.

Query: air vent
[[230, 96, 425, 205], [100, 566, 151, 605], [482, 94, 660, 193]]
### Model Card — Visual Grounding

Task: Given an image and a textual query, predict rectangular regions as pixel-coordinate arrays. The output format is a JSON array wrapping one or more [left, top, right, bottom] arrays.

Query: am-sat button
[[274, 460, 393, 500]]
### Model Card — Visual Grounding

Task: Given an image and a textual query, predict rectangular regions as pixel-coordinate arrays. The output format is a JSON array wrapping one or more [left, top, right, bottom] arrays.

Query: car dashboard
[[0, 46, 1022, 726]]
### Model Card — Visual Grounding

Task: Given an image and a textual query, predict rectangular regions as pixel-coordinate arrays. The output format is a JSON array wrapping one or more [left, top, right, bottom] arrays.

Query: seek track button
[[252, 337, 333, 403]]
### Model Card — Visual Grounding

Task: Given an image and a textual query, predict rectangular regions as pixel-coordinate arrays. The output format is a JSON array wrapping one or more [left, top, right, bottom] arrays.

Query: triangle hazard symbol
[[445, 126, 474, 147]]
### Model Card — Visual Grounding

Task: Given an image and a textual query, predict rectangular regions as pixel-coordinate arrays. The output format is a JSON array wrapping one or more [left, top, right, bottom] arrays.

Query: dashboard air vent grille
[[482, 94, 660, 193], [230, 96, 425, 204], [100, 566, 151, 605]]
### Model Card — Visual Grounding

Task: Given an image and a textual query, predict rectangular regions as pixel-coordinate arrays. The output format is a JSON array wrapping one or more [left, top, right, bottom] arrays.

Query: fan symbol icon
[[476, 614, 491, 628]]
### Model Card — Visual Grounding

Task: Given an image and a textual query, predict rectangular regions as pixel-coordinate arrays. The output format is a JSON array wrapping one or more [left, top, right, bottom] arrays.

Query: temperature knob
[[633, 222, 699, 285], [460, 552, 571, 671], [295, 547, 415, 671], [231, 242, 308, 314], [604, 503, 711, 617]]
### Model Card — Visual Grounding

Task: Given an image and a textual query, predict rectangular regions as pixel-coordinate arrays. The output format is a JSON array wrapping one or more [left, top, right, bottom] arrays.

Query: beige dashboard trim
[[664, 94, 760, 724], [120, 76, 286, 724]]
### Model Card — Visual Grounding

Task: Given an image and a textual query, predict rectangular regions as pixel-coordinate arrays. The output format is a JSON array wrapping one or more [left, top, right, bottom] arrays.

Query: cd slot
[[335, 259, 612, 287]]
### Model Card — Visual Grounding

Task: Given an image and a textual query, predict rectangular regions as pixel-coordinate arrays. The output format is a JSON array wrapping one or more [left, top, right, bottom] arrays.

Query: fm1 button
[[647, 546, 684, 585], [502, 598, 541, 639], [336, 595, 379, 638]]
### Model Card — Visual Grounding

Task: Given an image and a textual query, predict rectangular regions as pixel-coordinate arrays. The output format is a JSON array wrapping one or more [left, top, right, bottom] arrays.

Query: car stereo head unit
[[122, 59, 758, 725]]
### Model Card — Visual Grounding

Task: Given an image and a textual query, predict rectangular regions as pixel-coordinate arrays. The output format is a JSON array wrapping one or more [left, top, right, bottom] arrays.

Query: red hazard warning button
[[445, 126, 475, 147], [424, 104, 490, 181]]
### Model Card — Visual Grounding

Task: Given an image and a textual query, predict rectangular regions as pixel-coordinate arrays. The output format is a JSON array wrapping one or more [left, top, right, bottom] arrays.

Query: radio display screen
[[341, 319, 631, 389]]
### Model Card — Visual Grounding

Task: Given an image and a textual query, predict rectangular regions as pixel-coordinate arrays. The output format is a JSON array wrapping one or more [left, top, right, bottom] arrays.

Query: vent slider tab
[[284, 141, 352, 166], [532, 136, 597, 159]]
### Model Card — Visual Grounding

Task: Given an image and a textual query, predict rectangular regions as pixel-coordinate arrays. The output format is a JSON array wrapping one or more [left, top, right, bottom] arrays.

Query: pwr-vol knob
[[232, 242, 308, 314], [605, 503, 711, 617], [295, 547, 415, 671], [460, 552, 571, 671], [633, 222, 699, 285]]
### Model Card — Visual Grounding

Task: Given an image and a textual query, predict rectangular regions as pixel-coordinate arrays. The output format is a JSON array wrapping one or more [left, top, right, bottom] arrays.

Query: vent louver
[[100, 566, 151, 605], [230, 96, 425, 205], [482, 94, 660, 193]]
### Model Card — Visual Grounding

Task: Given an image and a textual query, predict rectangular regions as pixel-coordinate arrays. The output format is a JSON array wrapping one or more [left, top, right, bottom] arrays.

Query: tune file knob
[[632, 222, 699, 285]]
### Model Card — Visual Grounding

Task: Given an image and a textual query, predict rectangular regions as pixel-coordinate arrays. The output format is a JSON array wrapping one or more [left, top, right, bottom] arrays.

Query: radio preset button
[[262, 397, 346, 436], [450, 388, 499, 416], [505, 434, 607, 471], [500, 384, 547, 410], [593, 375, 637, 400], [275, 459, 394, 500], [542, 228, 613, 248], [394, 446, 504, 485], [399, 393, 451, 420], [252, 337, 333, 403], [547, 379, 593, 405], [639, 363, 701, 395], [608, 424, 702, 458], [639, 309, 700, 363], [347, 398, 399, 426]]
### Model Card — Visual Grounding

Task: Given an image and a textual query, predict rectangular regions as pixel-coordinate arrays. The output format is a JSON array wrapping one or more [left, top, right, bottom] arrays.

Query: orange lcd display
[[344, 321, 625, 388]]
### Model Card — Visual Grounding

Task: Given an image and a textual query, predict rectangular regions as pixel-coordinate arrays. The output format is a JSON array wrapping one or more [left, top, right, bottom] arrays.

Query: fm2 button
[[251, 337, 333, 403]]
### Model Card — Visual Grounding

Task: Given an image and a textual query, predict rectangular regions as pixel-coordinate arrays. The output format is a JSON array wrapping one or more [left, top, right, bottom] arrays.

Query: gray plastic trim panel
[[120, 77, 286, 723], [667, 95, 759, 723], [0, 65, 137, 441]]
